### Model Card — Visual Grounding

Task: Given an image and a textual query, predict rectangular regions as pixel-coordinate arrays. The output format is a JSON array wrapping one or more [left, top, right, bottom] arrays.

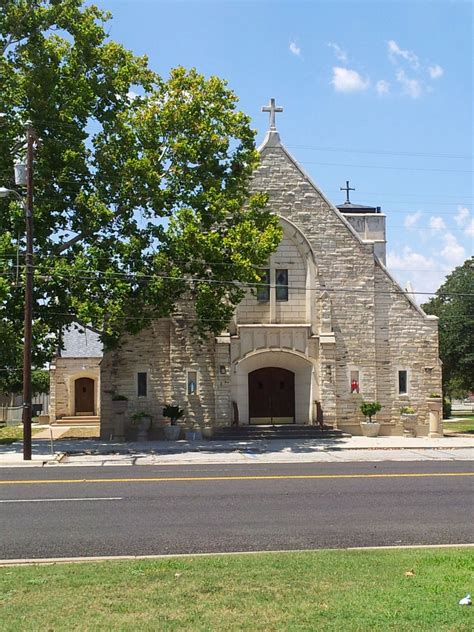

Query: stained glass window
[[275, 269, 288, 301]]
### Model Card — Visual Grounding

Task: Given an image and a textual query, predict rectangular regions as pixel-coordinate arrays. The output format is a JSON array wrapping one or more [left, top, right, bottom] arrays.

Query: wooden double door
[[248, 367, 295, 424], [74, 377, 95, 415]]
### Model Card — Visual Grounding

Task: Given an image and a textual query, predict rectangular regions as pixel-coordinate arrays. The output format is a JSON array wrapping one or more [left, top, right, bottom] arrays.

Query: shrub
[[443, 398, 451, 419], [162, 404, 184, 426], [360, 401, 382, 422]]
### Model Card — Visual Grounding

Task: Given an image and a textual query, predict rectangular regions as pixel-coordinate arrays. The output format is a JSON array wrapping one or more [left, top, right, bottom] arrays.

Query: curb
[[1, 543, 473, 567]]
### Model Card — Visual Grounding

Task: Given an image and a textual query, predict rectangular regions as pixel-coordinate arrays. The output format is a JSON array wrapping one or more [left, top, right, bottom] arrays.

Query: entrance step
[[211, 424, 348, 441], [53, 416, 100, 426]]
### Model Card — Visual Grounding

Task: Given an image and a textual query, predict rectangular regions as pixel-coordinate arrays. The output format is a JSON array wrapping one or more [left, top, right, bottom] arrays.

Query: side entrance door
[[248, 367, 295, 424], [74, 377, 95, 415]]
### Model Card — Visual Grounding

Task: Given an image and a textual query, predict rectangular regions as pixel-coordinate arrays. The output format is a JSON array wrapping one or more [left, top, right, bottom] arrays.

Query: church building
[[99, 100, 442, 439]]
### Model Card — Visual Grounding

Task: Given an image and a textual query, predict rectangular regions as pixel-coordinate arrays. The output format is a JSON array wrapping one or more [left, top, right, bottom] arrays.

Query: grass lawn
[[0, 424, 41, 445], [1, 549, 473, 631], [58, 426, 101, 439], [444, 414, 474, 435]]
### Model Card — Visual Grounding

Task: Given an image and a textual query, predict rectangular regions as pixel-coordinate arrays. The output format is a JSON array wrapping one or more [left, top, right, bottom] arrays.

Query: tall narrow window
[[187, 370, 198, 395], [256, 269, 270, 302], [137, 372, 147, 397], [275, 269, 288, 301], [398, 370, 408, 394], [350, 370, 360, 393]]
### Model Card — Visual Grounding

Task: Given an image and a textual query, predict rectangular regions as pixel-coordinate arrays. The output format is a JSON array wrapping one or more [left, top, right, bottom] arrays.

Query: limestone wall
[[100, 317, 224, 439]]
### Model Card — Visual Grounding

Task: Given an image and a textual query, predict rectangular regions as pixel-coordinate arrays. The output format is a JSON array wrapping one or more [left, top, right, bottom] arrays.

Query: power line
[[287, 145, 473, 160], [0, 267, 472, 297], [300, 160, 473, 174]]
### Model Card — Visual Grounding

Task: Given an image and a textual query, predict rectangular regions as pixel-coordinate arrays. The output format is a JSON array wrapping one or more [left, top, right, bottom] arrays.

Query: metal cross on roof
[[340, 180, 355, 204], [262, 98, 283, 131]]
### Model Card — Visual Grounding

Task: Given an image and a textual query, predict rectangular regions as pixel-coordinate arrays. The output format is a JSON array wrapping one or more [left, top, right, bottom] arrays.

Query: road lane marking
[[0, 472, 473, 485], [0, 497, 123, 503]]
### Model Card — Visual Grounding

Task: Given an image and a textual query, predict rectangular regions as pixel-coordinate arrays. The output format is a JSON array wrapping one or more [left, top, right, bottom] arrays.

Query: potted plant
[[360, 401, 382, 437], [162, 404, 184, 440], [112, 394, 128, 412], [400, 405, 417, 437], [131, 411, 152, 441]]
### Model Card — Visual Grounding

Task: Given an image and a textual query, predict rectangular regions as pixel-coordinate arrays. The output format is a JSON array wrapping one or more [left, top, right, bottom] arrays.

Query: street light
[[0, 124, 35, 461]]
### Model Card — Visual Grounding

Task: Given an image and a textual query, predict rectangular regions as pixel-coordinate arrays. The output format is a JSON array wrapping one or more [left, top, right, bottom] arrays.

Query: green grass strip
[[1, 548, 473, 630]]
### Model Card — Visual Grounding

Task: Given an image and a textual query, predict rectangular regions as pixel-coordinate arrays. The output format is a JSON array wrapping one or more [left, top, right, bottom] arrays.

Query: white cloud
[[387, 247, 441, 296], [289, 42, 301, 56], [388, 40, 420, 68], [396, 69, 422, 99], [404, 210, 422, 229], [428, 64, 444, 79], [328, 42, 347, 63], [465, 218, 474, 237], [455, 205, 470, 226], [127, 90, 139, 102], [429, 216, 446, 232], [441, 233, 465, 265], [331, 67, 369, 92], [376, 79, 390, 95]]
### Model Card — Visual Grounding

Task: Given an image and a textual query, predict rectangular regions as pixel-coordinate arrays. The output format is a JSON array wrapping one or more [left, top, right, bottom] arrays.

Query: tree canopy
[[422, 257, 474, 397], [0, 1, 281, 392]]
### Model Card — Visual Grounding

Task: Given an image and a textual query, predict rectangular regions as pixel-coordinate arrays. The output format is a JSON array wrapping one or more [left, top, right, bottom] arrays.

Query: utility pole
[[22, 121, 35, 461]]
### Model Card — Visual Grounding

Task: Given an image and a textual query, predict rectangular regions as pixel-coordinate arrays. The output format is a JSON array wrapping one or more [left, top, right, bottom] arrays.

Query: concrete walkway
[[1, 432, 473, 467]]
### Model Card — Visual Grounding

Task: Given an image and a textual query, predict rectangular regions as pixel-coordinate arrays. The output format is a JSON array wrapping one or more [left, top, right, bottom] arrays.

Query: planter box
[[164, 425, 181, 441], [401, 413, 417, 437], [185, 430, 202, 441], [360, 421, 381, 437], [112, 400, 128, 413]]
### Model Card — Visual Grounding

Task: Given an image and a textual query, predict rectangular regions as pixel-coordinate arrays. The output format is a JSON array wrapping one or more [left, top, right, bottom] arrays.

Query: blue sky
[[98, 0, 472, 298]]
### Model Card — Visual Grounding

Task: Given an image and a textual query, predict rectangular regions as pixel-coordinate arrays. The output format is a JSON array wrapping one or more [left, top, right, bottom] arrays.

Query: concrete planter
[[401, 413, 417, 437], [112, 400, 128, 414], [427, 397, 443, 438], [185, 429, 202, 441], [201, 426, 214, 439], [135, 416, 152, 442], [164, 425, 181, 441], [360, 421, 381, 437], [112, 400, 128, 442]]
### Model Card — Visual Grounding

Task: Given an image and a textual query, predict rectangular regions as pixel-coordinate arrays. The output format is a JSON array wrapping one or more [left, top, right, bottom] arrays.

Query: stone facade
[[49, 357, 101, 420], [99, 125, 442, 438], [49, 325, 102, 421]]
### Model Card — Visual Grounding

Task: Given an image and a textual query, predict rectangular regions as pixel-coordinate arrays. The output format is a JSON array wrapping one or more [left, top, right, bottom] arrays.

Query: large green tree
[[422, 257, 474, 397], [0, 0, 281, 392]]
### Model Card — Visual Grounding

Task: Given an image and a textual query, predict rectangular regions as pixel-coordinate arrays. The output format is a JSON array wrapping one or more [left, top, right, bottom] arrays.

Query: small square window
[[137, 372, 147, 397], [187, 370, 198, 395], [256, 269, 270, 302], [398, 370, 408, 394], [275, 269, 288, 301], [350, 371, 360, 393]]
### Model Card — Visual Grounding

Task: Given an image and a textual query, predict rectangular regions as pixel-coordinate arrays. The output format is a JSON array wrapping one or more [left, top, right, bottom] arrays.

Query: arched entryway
[[74, 377, 95, 415], [248, 367, 295, 424]]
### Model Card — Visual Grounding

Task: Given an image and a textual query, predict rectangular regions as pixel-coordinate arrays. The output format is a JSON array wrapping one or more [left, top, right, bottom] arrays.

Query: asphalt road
[[1, 461, 473, 560]]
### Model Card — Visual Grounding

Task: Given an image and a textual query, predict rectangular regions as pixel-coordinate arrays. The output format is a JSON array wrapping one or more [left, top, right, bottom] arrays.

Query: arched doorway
[[248, 367, 295, 424], [74, 377, 95, 415]]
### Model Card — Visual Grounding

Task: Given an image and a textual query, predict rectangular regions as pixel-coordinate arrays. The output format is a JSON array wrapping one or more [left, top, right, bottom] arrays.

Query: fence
[[0, 406, 23, 425]]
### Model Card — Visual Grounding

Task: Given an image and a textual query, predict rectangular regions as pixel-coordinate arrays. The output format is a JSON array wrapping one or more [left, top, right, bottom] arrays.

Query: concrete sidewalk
[[1, 434, 473, 467]]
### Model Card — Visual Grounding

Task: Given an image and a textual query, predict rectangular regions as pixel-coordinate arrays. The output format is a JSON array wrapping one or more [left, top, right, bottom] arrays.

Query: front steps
[[53, 416, 100, 426], [211, 424, 348, 441]]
